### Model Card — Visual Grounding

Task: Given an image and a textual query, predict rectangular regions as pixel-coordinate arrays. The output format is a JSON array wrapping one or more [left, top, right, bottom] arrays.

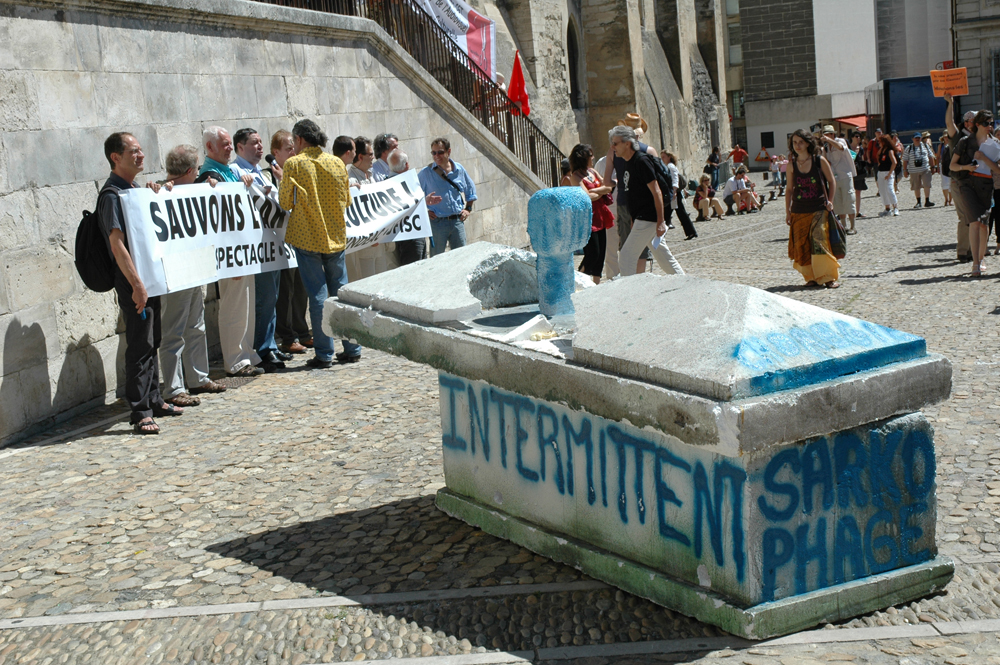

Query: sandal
[[804, 280, 820, 287], [152, 402, 184, 417], [825, 281, 841, 289], [133, 418, 160, 435], [190, 380, 228, 394], [166, 393, 200, 407]]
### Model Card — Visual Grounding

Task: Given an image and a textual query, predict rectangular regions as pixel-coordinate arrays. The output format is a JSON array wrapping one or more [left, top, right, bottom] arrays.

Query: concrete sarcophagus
[[324, 240, 953, 639]]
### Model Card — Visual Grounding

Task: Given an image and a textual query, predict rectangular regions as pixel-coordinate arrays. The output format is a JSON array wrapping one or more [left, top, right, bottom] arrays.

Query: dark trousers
[[667, 198, 697, 238], [990, 190, 1000, 242], [115, 273, 161, 424], [276, 268, 310, 343], [396, 238, 426, 266]]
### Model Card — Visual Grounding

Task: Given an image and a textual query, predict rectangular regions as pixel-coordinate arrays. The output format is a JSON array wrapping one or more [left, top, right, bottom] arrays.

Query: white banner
[[119, 172, 432, 296], [120, 182, 296, 298], [343, 170, 431, 254], [413, 0, 496, 80]]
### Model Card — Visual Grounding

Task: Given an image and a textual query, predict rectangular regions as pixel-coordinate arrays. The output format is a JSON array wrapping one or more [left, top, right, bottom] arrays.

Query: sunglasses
[[431, 150, 448, 156]]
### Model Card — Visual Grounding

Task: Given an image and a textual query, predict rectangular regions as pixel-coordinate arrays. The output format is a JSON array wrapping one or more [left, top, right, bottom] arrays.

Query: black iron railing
[[258, 0, 564, 187]]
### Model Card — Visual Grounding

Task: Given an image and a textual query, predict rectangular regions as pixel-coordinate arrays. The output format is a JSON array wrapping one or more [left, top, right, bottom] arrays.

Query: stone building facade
[[725, 0, 877, 170], [476, 0, 731, 171], [0, 0, 728, 446], [953, 0, 1000, 117]]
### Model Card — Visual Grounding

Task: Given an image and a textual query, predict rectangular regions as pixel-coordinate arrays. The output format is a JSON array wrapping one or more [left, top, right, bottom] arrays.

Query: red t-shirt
[[730, 148, 748, 163]]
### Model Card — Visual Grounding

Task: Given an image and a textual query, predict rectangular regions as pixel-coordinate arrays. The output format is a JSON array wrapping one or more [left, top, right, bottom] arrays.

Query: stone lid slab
[[571, 274, 926, 401], [337, 242, 537, 323]]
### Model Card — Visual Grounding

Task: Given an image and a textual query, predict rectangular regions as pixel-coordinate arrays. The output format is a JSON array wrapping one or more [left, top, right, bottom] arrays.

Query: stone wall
[[953, 0, 1000, 115], [739, 0, 817, 103], [0, 0, 543, 446]]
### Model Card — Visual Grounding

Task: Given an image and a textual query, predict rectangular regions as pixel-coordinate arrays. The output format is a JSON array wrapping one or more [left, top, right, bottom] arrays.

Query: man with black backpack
[[98, 132, 183, 435], [610, 125, 685, 277]]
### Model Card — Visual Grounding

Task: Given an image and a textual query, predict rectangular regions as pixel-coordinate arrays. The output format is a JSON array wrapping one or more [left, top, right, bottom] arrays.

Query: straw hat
[[617, 113, 649, 135]]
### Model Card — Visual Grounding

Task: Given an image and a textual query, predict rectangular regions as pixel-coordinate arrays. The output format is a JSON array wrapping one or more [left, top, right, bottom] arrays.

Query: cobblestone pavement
[[3, 178, 1000, 663]]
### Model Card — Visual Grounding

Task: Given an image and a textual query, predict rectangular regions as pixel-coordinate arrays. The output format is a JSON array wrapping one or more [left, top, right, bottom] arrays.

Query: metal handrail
[[257, 0, 564, 187]]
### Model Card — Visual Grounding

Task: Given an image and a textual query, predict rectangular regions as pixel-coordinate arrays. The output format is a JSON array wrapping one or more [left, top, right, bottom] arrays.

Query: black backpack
[[639, 153, 674, 197], [74, 187, 117, 293]]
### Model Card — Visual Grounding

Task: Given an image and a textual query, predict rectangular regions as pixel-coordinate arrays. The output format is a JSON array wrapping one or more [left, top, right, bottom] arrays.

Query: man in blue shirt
[[230, 127, 292, 373], [417, 138, 477, 256]]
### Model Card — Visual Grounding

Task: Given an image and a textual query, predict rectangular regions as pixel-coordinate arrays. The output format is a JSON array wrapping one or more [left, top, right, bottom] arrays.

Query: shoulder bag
[[816, 157, 847, 259]]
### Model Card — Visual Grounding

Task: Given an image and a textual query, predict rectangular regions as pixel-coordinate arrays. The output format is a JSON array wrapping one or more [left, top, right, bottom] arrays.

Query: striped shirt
[[902, 143, 933, 174]]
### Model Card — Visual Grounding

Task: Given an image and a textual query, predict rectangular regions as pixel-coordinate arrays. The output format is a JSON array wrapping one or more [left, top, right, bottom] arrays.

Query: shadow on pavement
[[206, 495, 583, 598], [764, 284, 822, 293], [908, 244, 955, 254], [205, 496, 729, 649], [897, 275, 974, 285]]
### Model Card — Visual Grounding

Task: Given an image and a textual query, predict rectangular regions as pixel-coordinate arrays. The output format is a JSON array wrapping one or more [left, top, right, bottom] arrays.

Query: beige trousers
[[218, 277, 260, 373]]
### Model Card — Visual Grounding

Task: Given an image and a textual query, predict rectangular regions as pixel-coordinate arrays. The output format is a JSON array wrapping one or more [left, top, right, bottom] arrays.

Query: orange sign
[[930, 67, 969, 97]]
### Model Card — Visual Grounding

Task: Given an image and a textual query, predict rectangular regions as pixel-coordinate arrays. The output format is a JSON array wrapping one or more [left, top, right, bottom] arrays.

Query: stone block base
[[436, 489, 954, 640]]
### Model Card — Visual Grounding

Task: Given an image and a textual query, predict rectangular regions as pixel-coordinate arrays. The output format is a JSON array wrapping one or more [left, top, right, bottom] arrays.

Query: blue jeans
[[430, 216, 467, 257], [294, 248, 361, 361], [253, 271, 280, 355]]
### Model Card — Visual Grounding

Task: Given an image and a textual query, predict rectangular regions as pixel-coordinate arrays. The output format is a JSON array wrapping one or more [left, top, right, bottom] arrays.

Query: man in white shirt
[[230, 127, 291, 373], [820, 126, 857, 232], [902, 132, 936, 208], [721, 166, 752, 215]]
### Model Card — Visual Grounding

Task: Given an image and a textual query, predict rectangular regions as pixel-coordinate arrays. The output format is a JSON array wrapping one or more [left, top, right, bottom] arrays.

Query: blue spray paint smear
[[732, 320, 926, 398]]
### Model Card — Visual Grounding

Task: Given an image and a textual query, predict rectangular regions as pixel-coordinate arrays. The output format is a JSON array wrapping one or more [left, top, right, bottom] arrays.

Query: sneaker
[[892, 208, 900, 216], [336, 352, 362, 364], [914, 201, 922, 208], [924, 200, 935, 207], [878, 210, 889, 217]]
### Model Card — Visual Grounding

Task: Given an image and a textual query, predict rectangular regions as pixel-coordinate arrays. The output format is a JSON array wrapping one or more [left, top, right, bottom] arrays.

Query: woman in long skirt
[[785, 129, 841, 289]]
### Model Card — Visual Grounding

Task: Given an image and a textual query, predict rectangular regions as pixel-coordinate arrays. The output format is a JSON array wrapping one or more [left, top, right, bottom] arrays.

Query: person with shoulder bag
[[785, 129, 842, 289], [951, 111, 1000, 277]]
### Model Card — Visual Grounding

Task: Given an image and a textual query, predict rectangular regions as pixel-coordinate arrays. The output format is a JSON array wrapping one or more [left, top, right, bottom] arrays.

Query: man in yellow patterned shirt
[[278, 120, 360, 368]]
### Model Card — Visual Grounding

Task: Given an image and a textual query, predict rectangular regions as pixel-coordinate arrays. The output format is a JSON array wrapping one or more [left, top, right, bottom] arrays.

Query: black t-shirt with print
[[623, 152, 658, 222]]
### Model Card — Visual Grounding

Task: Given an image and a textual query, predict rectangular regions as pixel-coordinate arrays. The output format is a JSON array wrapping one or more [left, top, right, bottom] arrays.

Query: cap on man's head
[[922, 131, 932, 138], [822, 125, 836, 134], [964, 110, 977, 121], [875, 128, 883, 133]]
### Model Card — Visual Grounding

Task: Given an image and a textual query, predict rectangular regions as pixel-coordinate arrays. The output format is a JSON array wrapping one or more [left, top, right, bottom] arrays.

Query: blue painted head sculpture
[[526, 187, 592, 319]]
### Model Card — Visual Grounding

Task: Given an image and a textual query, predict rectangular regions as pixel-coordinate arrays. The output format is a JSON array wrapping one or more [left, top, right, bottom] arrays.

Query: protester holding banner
[[419, 137, 477, 256], [279, 120, 362, 367], [158, 145, 228, 407], [198, 126, 264, 377], [349, 137, 374, 187], [371, 133, 399, 182], [231, 127, 291, 373], [269, 129, 312, 355], [99, 132, 177, 435], [390, 149, 425, 265]]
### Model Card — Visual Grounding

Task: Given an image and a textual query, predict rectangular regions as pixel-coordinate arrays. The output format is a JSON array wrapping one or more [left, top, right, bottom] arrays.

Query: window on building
[[731, 90, 744, 119], [567, 23, 584, 109], [761, 132, 774, 149], [733, 126, 747, 149], [728, 23, 742, 66], [726, 0, 739, 16]]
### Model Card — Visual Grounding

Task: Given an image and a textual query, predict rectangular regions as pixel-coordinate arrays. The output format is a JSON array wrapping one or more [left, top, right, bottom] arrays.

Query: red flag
[[508, 50, 530, 117]]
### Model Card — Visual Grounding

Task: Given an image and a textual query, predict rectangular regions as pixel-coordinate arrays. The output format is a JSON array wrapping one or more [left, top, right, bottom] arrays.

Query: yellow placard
[[930, 68, 969, 97]]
